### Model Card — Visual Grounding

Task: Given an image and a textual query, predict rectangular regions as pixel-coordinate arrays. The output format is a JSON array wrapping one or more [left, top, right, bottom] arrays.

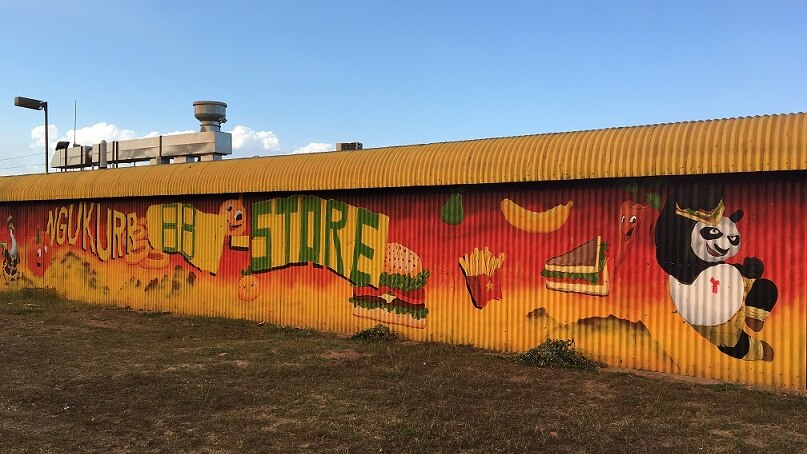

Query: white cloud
[[63, 122, 137, 146], [229, 125, 280, 153], [30, 124, 60, 150], [292, 142, 334, 154]]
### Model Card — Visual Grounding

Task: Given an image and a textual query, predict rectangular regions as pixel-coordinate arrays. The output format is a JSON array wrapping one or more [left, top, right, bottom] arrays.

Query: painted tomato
[[619, 200, 647, 239], [237, 274, 260, 302], [26, 227, 50, 278]]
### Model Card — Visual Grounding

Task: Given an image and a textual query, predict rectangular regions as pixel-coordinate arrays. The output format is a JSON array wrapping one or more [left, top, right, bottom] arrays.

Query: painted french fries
[[458, 247, 505, 309]]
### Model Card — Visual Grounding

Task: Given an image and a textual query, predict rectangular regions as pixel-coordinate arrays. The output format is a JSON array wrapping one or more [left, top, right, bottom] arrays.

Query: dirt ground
[[1, 290, 806, 453]]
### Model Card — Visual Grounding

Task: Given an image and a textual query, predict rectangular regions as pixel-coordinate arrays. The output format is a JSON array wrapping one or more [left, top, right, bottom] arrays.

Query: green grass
[[1, 290, 806, 453]]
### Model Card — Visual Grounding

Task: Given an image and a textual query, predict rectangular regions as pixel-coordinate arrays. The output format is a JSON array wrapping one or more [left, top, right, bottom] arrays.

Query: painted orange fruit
[[237, 274, 259, 302]]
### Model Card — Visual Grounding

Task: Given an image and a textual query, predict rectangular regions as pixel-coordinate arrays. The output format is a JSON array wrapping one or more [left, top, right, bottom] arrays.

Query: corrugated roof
[[1, 112, 805, 202]]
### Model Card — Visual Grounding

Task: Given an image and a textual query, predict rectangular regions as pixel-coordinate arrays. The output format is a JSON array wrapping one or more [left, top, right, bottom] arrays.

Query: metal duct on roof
[[50, 101, 232, 170]]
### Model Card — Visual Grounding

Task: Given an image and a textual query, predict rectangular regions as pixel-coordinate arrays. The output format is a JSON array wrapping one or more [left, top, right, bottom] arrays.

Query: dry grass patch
[[1, 290, 806, 453]]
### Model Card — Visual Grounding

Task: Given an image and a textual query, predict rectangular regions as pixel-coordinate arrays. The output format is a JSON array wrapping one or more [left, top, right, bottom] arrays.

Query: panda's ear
[[729, 210, 744, 223]]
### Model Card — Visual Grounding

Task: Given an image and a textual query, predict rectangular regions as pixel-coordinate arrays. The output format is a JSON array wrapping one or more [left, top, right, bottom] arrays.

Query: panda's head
[[690, 210, 743, 263]]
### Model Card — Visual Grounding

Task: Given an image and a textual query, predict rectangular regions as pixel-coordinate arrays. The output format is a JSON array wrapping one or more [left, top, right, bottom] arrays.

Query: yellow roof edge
[[1, 111, 805, 202], [361, 111, 807, 151]]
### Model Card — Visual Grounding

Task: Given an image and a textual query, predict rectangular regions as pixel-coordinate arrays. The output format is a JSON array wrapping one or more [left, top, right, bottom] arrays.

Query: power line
[[0, 164, 42, 171], [0, 153, 39, 162]]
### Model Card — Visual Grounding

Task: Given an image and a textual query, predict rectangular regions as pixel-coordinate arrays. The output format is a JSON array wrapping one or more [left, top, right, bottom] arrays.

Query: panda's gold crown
[[675, 199, 725, 226]]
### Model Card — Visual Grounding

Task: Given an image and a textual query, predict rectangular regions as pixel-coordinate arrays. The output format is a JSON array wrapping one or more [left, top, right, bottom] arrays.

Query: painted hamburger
[[349, 242, 430, 329]]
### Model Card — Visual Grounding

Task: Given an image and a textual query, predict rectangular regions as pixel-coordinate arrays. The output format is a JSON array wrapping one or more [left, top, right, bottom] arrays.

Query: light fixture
[[14, 96, 49, 174]]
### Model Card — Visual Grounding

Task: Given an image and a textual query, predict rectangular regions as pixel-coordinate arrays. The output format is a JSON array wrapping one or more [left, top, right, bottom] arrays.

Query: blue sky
[[1, 1, 806, 174]]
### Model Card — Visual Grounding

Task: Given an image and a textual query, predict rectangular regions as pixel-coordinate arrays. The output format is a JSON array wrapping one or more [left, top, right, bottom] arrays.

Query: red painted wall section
[[0, 174, 804, 388]]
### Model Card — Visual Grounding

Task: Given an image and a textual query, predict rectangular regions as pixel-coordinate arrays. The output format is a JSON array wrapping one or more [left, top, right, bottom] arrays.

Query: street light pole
[[43, 102, 48, 174], [14, 96, 49, 174]]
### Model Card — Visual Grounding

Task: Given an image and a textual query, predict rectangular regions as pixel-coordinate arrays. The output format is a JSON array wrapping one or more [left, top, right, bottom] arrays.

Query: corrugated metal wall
[[0, 172, 803, 389]]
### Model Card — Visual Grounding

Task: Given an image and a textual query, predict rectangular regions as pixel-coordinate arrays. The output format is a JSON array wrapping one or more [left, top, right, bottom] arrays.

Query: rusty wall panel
[[0, 113, 805, 202], [0, 172, 803, 389]]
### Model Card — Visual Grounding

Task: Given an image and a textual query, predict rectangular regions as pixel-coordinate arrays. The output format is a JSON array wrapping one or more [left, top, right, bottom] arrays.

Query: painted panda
[[655, 185, 778, 362]]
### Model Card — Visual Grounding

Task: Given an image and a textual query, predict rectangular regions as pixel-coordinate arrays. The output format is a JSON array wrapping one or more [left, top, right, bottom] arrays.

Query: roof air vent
[[336, 142, 363, 151], [193, 101, 227, 132]]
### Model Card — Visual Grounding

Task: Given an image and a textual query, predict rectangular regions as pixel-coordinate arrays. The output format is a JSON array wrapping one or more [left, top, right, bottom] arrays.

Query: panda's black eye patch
[[727, 235, 740, 246], [700, 227, 723, 240]]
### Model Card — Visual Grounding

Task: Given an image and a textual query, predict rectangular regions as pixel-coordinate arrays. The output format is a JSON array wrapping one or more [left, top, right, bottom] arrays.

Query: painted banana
[[500, 199, 573, 233]]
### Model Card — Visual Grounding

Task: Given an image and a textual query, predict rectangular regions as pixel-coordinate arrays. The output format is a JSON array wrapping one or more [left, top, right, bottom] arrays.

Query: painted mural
[[0, 175, 804, 388]]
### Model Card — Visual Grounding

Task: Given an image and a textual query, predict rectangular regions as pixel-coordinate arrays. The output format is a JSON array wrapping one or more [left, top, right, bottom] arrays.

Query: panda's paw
[[742, 257, 764, 279], [761, 341, 774, 362], [747, 278, 778, 312]]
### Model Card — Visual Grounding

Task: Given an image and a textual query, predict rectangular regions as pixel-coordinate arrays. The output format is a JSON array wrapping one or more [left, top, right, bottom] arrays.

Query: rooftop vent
[[193, 101, 227, 132], [336, 142, 363, 151]]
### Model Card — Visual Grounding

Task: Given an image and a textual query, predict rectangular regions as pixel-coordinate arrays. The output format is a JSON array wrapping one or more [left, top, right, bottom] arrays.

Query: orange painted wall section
[[0, 173, 804, 389]]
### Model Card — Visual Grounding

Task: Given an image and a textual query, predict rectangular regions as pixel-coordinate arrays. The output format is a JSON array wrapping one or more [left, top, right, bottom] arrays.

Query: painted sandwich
[[541, 236, 609, 296], [349, 243, 430, 329]]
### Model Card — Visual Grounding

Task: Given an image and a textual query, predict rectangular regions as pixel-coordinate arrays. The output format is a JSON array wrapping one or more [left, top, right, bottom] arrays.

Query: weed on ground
[[350, 323, 400, 342], [517, 338, 605, 370]]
